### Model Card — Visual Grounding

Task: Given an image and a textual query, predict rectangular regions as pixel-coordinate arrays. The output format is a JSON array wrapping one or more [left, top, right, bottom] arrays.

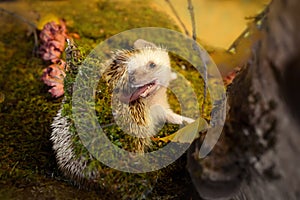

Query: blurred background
[[153, 0, 269, 48], [0, 0, 269, 48]]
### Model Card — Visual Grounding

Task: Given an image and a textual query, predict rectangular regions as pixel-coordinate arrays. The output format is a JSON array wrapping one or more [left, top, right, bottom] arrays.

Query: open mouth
[[119, 79, 159, 103]]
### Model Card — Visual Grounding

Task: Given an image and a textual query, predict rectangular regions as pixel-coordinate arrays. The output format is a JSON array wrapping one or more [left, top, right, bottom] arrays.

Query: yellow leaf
[[37, 14, 60, 30], [155, 117, 209, 143]]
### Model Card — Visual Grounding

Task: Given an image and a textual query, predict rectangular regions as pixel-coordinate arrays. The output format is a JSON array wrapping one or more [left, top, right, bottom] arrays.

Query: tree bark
[[188, 0, 300, 199]]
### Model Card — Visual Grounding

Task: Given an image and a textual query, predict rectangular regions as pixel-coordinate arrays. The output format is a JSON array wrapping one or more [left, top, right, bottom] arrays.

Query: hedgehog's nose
[[129, 75, 135, 83]]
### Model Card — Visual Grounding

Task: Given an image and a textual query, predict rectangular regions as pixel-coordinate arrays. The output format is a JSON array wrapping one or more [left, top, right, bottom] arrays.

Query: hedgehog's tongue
[[119, 82, 155, 103]]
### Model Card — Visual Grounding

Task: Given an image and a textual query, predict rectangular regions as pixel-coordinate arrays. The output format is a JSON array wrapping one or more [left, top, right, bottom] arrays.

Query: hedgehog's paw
[[170, 72, 177, 80], [166, 110, 194, 125], [182, 116, 195, 124], [166, 111, 183, 124]]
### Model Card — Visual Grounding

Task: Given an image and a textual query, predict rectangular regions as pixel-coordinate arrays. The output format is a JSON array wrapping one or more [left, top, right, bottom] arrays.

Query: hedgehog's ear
[[133, 39, 157, 49]]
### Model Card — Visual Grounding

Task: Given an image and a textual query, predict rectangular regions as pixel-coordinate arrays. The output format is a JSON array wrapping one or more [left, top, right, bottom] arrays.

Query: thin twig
[[101, 123, 115, 128], [187, 0, 197, 40], [0, 7, 38, 52], [187, 0, 207, 116], [165, 0, 190, 36]]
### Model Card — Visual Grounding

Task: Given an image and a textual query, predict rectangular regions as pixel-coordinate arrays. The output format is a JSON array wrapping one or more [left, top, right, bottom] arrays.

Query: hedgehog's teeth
[[140, 90, 148, 97]]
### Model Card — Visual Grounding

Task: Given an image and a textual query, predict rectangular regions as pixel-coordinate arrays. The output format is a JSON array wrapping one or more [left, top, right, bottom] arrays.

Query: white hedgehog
[[51, 39, 194, 186], [103, 39, 194, 151]]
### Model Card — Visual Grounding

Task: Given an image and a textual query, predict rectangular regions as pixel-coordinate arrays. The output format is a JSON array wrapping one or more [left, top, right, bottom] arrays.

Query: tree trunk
[[188, 0, 300, 199]]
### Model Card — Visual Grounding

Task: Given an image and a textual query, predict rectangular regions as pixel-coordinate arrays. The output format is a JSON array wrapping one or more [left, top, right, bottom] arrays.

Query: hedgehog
[[102, 39, 194, 152], [50, 39, 194, 190]]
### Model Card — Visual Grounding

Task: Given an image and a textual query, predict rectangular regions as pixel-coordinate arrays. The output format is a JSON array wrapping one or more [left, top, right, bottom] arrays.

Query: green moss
[[0, 0, 207, 199], [58, 34, 212, 199], [0, 14, 62, 194]]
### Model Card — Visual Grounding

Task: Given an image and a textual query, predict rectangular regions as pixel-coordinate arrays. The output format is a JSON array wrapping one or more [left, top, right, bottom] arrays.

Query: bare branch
[[187, 0, 208, 116], [165, 0, 190, 36], [187, 0, 197, 40]]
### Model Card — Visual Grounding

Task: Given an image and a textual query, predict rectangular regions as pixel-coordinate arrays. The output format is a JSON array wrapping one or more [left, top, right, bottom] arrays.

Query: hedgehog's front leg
[[165, 109, 195, 125]]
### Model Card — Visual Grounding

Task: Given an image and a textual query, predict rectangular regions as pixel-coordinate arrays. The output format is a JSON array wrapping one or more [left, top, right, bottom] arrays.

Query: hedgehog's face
[[119, 48, 171, 103]]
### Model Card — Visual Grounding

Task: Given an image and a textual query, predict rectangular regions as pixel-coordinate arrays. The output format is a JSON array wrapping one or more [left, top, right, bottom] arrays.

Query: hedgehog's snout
[[128, 68, 153, 86], [129, 74, 135, 83]]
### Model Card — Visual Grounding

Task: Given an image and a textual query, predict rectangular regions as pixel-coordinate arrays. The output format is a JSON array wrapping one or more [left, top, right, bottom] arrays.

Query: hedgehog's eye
[[114, 87, 120, 93], [148, 61, 156, 68]]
